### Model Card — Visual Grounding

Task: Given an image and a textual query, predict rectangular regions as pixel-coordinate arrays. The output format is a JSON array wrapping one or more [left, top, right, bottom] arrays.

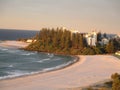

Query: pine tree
[[97, 32, 102, 41], [112, 39, 120, 51], [75, 33, 79, 49], [106, 41, 115, 53], [79, 34, 84, 49], [103, 33, 107, 38], [71, 33, 76, 48]]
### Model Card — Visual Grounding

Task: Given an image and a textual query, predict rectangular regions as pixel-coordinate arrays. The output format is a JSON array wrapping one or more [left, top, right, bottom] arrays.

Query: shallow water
[[0, 46, 75, 80]]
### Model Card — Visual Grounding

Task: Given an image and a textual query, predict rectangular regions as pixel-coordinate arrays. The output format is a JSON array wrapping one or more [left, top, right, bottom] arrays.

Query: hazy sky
[[0, 0, 120, 33]]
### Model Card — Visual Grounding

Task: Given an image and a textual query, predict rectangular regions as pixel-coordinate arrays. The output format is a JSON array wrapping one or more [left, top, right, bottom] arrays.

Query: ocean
[[0, 29, 76, 80], [0, 29, 39, 40]]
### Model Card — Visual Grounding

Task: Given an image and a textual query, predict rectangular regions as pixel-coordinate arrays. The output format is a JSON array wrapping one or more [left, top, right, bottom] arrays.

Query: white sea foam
[[8, 65, 13, 68], [0, 70, 28, 80], [21, 52, 37, 56], [42, 61, 73, 72], [0, 70, 43, 80], [0, 60, 75, 80], [36, 58, 50, 63], [36, 57, 61, 63], [0, 48, 8, 51], [36, 57, 65, 63], [5, 49, 20, 54], [0, 49, 76, 80], [48, 53, 54, 58]]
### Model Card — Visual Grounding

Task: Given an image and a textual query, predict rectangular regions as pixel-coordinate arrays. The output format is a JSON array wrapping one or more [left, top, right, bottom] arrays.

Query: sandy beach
[[0, 54, 120, 90], [0, 41, 29, 48]]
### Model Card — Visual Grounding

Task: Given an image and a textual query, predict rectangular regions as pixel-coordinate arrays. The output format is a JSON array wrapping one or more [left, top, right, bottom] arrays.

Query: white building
[[91, 38, 96, 46], [98, 38, 109, 46], [102, 38, 109, 45], [85, 31, 97, 46], [26, 39, 37, 43]]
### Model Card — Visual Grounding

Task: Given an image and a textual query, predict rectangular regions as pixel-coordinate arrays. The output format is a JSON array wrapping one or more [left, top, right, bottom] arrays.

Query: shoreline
[[1, 41, 120, 89], [1, 55, 120, 90], [0, 40, 79, 81], [0, 55, 79, 81]]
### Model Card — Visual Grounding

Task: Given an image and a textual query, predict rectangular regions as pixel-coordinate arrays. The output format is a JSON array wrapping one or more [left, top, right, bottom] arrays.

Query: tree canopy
[[24, 28, 119, 55], [25, 28, 87, 55]]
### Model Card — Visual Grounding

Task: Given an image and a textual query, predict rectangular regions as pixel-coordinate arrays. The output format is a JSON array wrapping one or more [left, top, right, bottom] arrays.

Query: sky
[[0, 0, 120, 34]]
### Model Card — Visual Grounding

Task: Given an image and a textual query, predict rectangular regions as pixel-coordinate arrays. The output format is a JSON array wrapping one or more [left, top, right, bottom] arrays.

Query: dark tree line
[[105, 39, 120, 53], [25, 28, 88, 55], [25, 28, 120, 55]]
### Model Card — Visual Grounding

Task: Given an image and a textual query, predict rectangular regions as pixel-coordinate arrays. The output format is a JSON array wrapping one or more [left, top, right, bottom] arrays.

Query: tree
[[25, 27, 113, 55], [79, 34, 84, 49], [93, 47, 102, 54], [82, 47, 96, 55], [111, 73, 120, 90], [112, 39, 120, 51], [103, 33, 107, 38], [74, 33, 79, 49], [97, 32, 102, 41], [106, 40, 115, 53], [71, 33, 76, 48]]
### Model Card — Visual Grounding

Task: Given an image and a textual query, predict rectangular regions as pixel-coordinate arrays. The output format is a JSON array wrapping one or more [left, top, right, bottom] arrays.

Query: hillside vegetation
[[24, 28, 120, 55]]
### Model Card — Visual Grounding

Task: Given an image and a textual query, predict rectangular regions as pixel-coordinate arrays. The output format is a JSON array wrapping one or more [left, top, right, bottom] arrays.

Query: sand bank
[[0, 55, 120, 90], [0, 41, 29, 48]]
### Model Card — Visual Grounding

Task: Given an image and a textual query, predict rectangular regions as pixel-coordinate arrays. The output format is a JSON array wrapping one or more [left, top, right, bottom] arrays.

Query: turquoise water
[[0, 46, 75, 80]]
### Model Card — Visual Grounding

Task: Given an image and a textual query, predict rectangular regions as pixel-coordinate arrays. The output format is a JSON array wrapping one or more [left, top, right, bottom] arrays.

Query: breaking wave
[[21, 52, 36, 56], [0, 59, 77, 80], [0, 47, 76, 80]]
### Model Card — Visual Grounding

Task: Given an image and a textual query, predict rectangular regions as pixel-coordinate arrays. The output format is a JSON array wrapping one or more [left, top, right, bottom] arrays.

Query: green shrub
[[111, 73, 120, 90]]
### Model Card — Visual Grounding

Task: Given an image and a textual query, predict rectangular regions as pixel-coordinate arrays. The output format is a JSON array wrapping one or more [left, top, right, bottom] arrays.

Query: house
[[85, 31, 97, 46], [102, 38, 109, 45]]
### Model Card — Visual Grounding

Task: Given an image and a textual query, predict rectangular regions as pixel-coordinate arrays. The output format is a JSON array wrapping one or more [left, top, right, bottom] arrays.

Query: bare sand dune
[[0, 55, 120, 90]]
